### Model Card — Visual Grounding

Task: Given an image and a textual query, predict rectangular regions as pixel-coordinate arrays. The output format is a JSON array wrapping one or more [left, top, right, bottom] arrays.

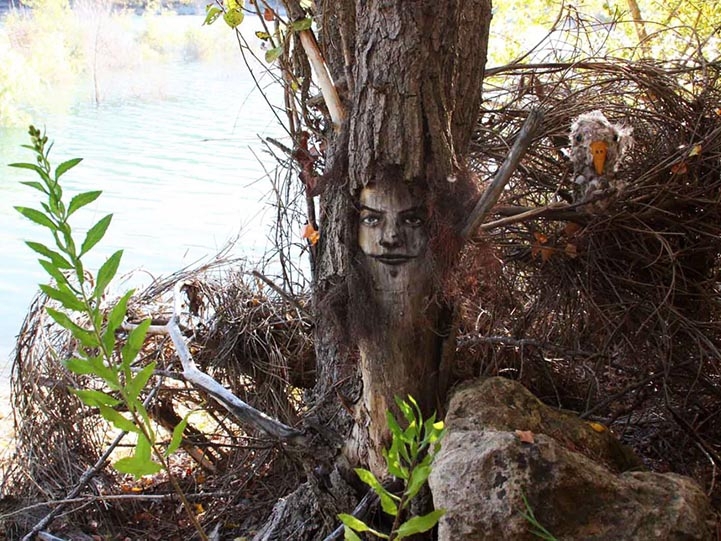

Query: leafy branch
[[12, 126, 207, 541], [339, 396, 446, 540]]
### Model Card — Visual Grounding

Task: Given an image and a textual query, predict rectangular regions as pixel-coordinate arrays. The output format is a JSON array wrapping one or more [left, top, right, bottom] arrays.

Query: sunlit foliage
[[489, 0, 719, 65]]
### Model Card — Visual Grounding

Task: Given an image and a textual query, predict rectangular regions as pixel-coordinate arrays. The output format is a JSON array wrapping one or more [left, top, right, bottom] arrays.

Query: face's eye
[[574, 134, 583, 143], [360, 212, 381, 227], [402, 214, 424, 227]]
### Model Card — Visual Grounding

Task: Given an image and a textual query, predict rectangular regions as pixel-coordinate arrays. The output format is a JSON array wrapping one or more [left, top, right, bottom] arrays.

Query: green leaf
[[291, 17, 313, 31], [342, 526, 362, 541], [80, 214, 113, 257], [114, 454, 162, 479], [223, 8, 244, 28], [67, 190, 101, 216], [55, 157, 83, 180], [405, 463, 432, 502], [383, 440, 409, 480], [387, 410, 409, 444], [38, 259, 71, 288], [132, 400, 155, 444], [265, 46, 283, 63], [20, 180, 49, 194], [394, 509, 445, 539], [395, 396, 416, 426], [9, 162, 52, 181], [65, 356, 118, 387], [338, 514, 389, 538], [25, 241, 73, 269], [15, 206, 57, 230], [127, 361, 156, 402], [71, 388, 121, 407], [355, 468, 399, 516], [203, 5, 222, 25], [39, 284, 85, 312], [94, 249, 123, 298], [46, 307, 99, 348], [103, 290, 133, 351], [121, 318, 150, 368], [165, 413, 190, 456], [97, 403, 140, 433], [338, 514, 370, 532]]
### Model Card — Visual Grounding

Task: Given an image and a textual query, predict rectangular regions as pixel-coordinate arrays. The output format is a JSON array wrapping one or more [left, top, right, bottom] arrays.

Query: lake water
[[0, 17, 293, 386]]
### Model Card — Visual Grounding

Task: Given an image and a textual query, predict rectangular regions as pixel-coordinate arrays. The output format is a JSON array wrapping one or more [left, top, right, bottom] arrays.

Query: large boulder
[[429, 377, 715, 540]]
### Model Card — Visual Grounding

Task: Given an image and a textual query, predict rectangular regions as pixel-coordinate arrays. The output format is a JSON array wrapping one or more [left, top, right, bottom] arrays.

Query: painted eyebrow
[[359, 205, 424, 214]]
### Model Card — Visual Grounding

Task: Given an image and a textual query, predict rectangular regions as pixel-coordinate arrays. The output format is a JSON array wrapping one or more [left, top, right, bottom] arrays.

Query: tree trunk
[[312, 0, 493, 476]]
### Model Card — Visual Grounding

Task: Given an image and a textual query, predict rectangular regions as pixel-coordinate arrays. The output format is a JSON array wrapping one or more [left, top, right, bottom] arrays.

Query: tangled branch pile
[[458, 47, 721, 506], [1, 257, 312, 539]]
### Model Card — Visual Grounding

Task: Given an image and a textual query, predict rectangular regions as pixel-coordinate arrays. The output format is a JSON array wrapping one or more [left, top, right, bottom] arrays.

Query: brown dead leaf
[[671, 161, 688, 175], [588, 421, 607, 433], [565, 243, 578, 258], [688, 144, 702, 157], [563, 221, 582, 236], [533, 231, 548, 244], [515, 429, 535, 444]]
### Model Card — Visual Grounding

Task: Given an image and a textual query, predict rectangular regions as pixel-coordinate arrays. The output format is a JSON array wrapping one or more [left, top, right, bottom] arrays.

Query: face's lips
[[372, 254, 416, 265], [590, 140, 608, 175]]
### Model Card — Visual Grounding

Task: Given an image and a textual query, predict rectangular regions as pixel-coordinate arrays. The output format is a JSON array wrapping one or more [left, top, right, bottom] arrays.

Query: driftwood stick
[[461, 108, 545, 239], [297, 29, 345, 129], [166, 317, 308, 446]]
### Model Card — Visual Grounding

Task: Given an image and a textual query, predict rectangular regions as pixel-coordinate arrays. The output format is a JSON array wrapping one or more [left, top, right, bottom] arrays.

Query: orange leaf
[[688, 144, 702, 157], [563, 221, 581, 236], [533, 231, 548, 244], [301, 223, 320, 246], [588, 421, 607, 433], [540, 246, 553, 263], [671, 161, 688, 175], [263, 7, 275, 21], [515, 429, 535, 444]]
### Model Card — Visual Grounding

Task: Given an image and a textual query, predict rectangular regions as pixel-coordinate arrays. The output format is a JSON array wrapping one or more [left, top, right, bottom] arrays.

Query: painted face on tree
[[358, 183, 428, 266]]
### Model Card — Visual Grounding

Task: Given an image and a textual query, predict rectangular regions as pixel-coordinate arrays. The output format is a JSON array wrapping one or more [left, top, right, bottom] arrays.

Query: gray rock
[[429, 377, 714, 540]]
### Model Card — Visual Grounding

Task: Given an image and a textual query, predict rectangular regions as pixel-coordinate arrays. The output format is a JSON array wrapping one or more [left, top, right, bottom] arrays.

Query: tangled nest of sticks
[[457, 54, 721, 508], [0, 256, 313, 539], [2, 39, 720, 541]]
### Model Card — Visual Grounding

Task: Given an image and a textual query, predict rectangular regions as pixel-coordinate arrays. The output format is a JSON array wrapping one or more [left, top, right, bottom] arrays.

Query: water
[[0, 28, 292, 386]]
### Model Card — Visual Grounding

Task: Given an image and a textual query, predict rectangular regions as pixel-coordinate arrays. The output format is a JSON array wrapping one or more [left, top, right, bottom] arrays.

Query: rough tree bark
[[256, 1, 492, 537], [310, 0, 492, 474]]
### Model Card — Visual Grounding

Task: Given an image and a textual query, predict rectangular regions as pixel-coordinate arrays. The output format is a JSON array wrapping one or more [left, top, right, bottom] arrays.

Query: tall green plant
[[12, 126, 205, 539], [339, 396, 446, 541]]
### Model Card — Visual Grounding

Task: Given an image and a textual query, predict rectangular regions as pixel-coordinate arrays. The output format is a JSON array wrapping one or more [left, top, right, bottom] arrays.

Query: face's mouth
[[372, 254, 415, 266]]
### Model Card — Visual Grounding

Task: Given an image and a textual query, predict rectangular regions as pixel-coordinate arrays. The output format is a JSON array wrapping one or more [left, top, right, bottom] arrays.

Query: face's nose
[[379, 219, 402, 248]]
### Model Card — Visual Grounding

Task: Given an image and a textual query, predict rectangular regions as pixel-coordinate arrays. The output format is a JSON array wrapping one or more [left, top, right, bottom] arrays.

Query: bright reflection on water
[[0, 45, 289, 382]]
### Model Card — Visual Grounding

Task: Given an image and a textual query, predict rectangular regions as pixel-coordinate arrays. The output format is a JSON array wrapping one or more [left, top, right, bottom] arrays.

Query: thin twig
[[462, 108, 545, 239], [20, 381, 163, 541]]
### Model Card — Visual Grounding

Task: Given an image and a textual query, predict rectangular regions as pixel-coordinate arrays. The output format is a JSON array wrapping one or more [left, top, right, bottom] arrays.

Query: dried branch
[[462, 108, 545, 239], [167, 316, 308, 446]]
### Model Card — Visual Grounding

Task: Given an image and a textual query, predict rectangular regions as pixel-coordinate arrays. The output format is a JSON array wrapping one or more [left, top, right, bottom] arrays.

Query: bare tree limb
[[461, 108, 545, 239], [298, 29, 346, 130], [166, 317, 309, 446]]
